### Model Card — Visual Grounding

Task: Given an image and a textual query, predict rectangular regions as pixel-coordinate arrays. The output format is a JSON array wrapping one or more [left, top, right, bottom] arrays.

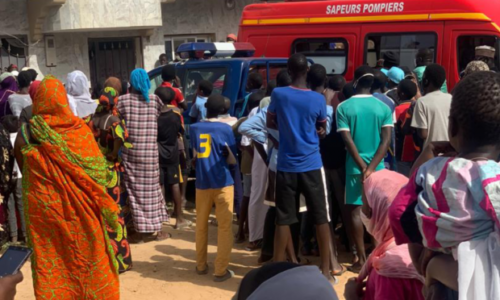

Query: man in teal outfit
[[414, 48, 448, 93], [336, 65, 392, 272]]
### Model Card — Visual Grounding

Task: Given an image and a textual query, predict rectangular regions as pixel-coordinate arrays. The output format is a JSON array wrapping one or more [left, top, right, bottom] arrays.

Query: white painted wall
[[43, 0, 162, 32], [0, 0, 263, 83], [161, 0, 259, 42]]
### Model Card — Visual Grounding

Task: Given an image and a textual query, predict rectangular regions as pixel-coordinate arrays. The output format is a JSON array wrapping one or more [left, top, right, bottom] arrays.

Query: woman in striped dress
[[117, 69, 169, 242]]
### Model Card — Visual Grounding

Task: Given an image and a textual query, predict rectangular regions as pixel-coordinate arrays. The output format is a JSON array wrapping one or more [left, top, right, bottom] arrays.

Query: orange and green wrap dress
[[20, 76, 120, 299]]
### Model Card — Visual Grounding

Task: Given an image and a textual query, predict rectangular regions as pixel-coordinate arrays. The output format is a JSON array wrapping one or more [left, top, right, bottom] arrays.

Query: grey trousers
[[7, 178, 26, 238]]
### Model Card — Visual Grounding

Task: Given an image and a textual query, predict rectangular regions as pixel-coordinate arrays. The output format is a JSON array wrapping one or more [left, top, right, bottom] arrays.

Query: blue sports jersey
[[268, 86, 327, 173], [190, 121, 236, 190]]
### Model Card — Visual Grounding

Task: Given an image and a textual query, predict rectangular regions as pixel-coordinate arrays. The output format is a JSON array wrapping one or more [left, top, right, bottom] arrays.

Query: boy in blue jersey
[[190, 94, 237, 282], [267, 54, 334, 282]]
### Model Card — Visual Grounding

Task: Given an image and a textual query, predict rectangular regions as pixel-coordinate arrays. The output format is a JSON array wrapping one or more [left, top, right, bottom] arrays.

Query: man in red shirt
[[395, 79, 418, 175], [161, 65, 188, 111]]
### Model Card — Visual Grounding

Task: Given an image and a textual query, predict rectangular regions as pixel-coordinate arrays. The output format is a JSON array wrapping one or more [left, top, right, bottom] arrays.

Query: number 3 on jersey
[[198, 134, 212, 158]]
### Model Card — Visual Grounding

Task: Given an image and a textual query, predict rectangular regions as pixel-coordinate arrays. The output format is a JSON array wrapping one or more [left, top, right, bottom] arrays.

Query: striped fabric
[[117, 93, 169, 233], [413, 157, 500, 251]]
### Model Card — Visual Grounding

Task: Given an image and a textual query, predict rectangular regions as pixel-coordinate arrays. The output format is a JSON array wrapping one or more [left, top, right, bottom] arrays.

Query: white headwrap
[[66, 70, 97, 118]]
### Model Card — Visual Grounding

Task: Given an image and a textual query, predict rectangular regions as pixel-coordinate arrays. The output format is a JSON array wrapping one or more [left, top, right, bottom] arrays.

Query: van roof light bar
[[176, 42, 256, 59]]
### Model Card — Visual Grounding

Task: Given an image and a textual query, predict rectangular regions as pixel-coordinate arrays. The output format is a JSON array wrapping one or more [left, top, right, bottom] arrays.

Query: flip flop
[[175, 220, 192, 230], [214, 269, 235, 282], [331, 264, 347, 277], [347, 263, 363, 274], [324, 274, 339, 285], [234, 235, 246, 244], [245, 240, 263, 251], [196, 264, 209, 275], [297, 257, 312, 266], [142, 231, 172, 242]]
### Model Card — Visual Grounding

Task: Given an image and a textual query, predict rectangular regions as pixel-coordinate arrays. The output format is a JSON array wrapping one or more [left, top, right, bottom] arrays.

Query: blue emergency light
[[176, 42, 256, 59]]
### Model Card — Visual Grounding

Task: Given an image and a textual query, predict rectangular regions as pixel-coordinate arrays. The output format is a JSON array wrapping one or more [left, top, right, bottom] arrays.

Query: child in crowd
[[336, 66, 393, 272], [345, 169, 424, 300], [372, 69, 397, 171], [155, 87, 190, 230], [239, 70, 294, 264], [217, 96, 242, 224], [390, 71, 500, 300], [218, 97, 238, 127], [395, 79, 418, 176], [160, 65, 187, 110], [191, 94, 237, 282], [267, 54, 333, 281], [242, 91, 268, 251], [189, 80, 214, 124], [3, 116, 25, 243], [238, 72, 263, 118]]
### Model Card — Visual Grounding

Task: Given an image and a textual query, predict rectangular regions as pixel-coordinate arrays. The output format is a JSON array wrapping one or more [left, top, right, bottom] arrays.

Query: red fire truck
[[238, 0, 500, 88]]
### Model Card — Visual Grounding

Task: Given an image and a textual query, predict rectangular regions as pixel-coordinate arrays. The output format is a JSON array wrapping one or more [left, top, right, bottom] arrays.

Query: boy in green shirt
[[414, 48, 448, 93], [336, 65, 393, 272]]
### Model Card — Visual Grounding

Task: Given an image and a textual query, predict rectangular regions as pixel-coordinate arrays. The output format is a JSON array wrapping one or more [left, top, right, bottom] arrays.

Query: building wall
[[44, 0, 162, 32], [161, 0, 259, 42], [0, 0, 262, 84]]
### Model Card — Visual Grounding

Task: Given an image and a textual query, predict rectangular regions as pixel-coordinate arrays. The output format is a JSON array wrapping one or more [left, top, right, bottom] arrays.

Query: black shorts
[[160, 164, 182, 185], [275, 168, 330, 226]]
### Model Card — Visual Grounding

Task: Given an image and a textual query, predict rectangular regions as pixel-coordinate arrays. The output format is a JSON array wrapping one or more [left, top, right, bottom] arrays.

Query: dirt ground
[[15, 210, 356, 300]]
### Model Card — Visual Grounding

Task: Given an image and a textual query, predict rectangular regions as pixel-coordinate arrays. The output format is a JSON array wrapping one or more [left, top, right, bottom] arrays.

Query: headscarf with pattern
[[99, 87, 119, 115], [104, 77, 123, 97], [464, 60, 490, 77]]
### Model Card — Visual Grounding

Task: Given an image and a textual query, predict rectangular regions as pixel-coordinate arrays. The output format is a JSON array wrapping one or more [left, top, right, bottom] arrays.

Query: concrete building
[[2, 0, 258, 88]]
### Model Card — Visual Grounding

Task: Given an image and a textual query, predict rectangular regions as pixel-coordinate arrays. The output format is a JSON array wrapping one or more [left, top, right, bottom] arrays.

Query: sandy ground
[[15, 210, 356, 300]]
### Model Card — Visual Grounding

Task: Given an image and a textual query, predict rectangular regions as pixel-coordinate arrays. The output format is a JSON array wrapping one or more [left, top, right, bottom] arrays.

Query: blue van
[[148, 42, 289, 122]]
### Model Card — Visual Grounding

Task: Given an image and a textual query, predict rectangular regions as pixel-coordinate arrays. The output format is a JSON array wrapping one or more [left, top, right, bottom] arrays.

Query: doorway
[[88, 38, 140, 91]]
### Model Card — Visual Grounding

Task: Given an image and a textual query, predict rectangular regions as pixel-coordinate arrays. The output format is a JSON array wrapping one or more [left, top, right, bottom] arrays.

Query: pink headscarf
[[358, 169, 424, 283]]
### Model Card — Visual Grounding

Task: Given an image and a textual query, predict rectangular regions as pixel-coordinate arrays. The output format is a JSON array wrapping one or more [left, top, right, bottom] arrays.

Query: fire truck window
[[185, 67, 227, 103], [457, 36, 500, 74], [365, 33, 436, 71], [292, 39, 347, 75]]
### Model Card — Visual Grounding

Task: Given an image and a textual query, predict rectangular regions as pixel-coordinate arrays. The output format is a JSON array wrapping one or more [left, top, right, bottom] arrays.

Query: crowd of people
[[0, 42, 499, 300]]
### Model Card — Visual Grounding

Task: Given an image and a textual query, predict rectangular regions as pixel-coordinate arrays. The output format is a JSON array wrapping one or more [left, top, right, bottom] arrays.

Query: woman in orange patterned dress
[[13, 75, 120, 299]]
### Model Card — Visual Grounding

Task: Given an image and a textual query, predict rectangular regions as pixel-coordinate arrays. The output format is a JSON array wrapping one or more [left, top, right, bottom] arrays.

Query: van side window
[[185, 68, 227, 103], [457, 36, 500, 73], [365, 33, 437, 71], [292, 39, 347, 75], [249, 63, 288, 89]]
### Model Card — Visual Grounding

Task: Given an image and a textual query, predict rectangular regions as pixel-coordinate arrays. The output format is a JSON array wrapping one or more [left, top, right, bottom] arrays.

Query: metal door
[[88, 38, 137, 90]]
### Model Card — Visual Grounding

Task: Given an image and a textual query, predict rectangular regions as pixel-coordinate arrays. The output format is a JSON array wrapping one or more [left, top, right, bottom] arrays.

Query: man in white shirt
[[411, 64, 452, 149]]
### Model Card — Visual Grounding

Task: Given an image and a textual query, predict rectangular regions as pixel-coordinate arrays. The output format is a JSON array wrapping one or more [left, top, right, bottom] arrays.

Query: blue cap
[[388, 67, 405, 84]]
